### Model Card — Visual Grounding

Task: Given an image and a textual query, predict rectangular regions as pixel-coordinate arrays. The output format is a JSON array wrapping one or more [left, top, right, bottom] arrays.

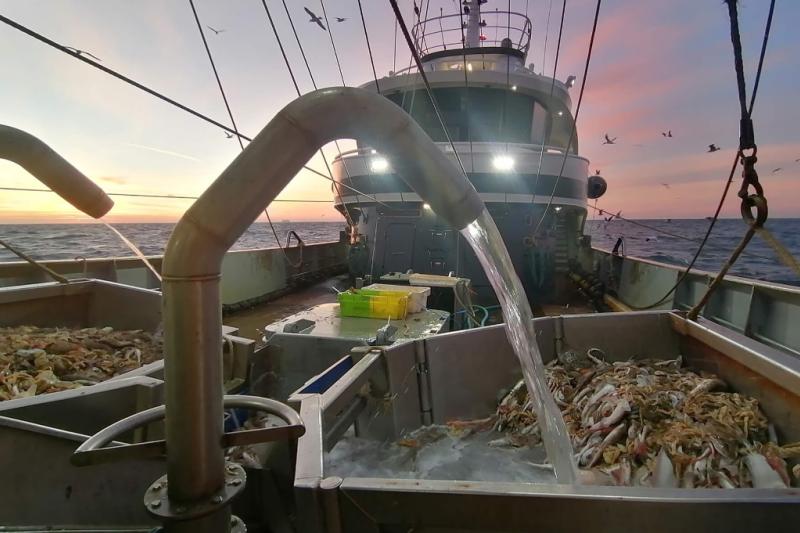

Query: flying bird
[[661, 183, 670, 189], [224, 132, 234, 139], [772, 168, 782, 173], [206, 25, 225, 35], [661, 130, 672, 138], [64, 46, 101, 61], [603, 134, 617, 145], [795, 158, 800, 163], [707, 144, 721, 153], [335, 17, 347, 22], [304, 7, 326, 30], [595, 169, 601, 175], [414, 2, 420, 17]]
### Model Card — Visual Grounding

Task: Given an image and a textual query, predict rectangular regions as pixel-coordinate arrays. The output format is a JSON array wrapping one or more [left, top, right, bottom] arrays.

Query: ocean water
[[0, 221, 344, 262], [1, 218, 798, 287], [585, 217, 800, 287]]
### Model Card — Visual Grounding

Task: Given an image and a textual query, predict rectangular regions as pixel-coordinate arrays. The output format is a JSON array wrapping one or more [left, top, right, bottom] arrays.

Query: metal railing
[[412, 10, 532, 58]]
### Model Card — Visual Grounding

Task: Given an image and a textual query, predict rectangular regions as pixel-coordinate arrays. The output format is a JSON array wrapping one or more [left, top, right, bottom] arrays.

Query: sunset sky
[[1, 0, 798, 224]]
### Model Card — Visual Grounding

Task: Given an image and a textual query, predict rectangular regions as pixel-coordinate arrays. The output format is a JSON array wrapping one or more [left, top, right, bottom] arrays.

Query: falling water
[[102, 222, 162, 282], [461, 209, 577, 483]]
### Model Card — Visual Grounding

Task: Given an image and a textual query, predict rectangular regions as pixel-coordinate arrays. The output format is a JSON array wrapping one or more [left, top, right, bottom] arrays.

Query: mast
[[464, 0, 481, 48]]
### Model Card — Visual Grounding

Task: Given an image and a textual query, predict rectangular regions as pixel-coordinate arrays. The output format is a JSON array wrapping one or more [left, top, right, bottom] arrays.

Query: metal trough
[[291, 311, 800, 532]]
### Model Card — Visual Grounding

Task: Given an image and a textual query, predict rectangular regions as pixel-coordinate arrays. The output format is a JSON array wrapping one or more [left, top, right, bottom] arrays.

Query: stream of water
[[461, 209, 577, 483], [102, 222, 162, 282]]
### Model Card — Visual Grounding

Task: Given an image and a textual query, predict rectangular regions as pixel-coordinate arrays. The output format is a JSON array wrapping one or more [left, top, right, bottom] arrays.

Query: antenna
[[464, 0, 482, 47]]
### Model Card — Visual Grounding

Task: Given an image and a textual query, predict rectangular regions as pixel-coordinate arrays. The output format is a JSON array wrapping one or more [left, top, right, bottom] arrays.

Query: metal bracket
[[144, 462, 246, 521]]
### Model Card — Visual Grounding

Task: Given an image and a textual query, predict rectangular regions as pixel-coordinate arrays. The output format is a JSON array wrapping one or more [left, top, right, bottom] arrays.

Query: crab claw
[[653, 448, 678, 488], [746, 453, 788, 489]]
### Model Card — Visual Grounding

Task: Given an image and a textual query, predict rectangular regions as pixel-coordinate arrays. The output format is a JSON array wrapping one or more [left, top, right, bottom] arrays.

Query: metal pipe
[[161, 87, 484, 526], [0, 125, 113, 218]]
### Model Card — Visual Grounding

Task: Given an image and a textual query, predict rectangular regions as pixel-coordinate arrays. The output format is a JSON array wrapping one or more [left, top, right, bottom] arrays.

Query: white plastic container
[[362, 283, 431, 314]]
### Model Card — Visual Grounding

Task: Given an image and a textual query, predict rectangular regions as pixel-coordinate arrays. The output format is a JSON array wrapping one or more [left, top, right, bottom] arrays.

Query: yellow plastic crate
[[337, 289, 409, 320]]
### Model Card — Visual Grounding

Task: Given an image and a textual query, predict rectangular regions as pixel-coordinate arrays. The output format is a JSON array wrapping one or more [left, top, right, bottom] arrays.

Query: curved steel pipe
[[0, 125, 113, 218], [161, 87, 484, 515]]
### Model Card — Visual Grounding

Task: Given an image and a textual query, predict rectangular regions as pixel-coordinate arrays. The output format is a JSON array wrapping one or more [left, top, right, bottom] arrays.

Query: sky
[[0, 0, 798, 224]]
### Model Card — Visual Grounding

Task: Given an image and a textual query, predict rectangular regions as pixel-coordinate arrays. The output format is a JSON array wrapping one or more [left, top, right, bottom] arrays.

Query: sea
[[0, 218, 798, 287]]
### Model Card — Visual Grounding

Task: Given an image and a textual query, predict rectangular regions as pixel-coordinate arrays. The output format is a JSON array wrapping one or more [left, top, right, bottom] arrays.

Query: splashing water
[[102, 222, 162, 282], [461, 209, 577, 483]]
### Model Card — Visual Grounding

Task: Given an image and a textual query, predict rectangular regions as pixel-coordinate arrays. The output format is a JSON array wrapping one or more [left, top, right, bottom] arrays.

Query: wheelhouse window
[[385, 87, 560, 147]]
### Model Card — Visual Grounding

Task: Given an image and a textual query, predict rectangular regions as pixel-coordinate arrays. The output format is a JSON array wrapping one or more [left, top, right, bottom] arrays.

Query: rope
[[619, 0, 776, 311], [533, 0, 601, 233], [688, 1, 785, 319], [0, 238, 69, 283]]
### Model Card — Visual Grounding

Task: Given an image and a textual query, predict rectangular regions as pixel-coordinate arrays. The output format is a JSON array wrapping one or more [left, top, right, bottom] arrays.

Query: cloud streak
[[121, 143, 203, 163]]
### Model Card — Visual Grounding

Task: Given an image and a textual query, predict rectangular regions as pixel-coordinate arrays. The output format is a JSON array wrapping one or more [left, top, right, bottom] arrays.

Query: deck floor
[[224, 275, 594, 340], [224, 275, 347, 340]]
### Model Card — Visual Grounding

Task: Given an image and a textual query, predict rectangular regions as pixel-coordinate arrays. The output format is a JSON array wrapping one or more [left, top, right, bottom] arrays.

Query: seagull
[[603, 134, 617, 145], [795, 158, 800, 163], [772, 168, 782, 173], [304, 7, 326, 30], [707, 144, 721, 153], [335, 17, 347, 22], [595, 169, 601, 175], [661, 183, 670, 189], [64, 46, 101, 61], [206, 25, 225, 35], [661, 130, 672, 138], [224, 132, 234, 139]]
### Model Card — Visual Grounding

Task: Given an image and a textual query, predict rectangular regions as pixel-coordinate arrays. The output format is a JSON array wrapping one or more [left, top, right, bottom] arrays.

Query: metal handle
[[72, 395, 305, 467]]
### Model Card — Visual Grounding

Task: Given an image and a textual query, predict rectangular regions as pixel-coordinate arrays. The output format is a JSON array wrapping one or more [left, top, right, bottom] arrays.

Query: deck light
[[423, 203, 432, 210], [511, 85, 517, 91], [554, 206, 563, 212], [492, 155, 515, 172], [370, 157, 389, 173]]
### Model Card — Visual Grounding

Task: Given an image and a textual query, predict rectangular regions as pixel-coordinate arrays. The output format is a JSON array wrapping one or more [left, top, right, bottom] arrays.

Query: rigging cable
[[529, 0, 566, 208], [457, 2, 475, 170], [278, 0, 364, 231], [686, 0, 781, 319], [189, 0, 300, 267], [624, 0, 776, 311], [586, 203, 776, 263], [0, 13, 389, 208], [533, 0, 601, 234], [0, 186, 330, 202], [389, 0, 470, 180], [188, 0, 243, 150], [318, 0, 346, 85], [356, 0, 381, 93], [541, 0, 555, 74]]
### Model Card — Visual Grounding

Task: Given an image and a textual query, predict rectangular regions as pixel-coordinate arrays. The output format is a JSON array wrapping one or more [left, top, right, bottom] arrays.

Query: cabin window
[[385, 88, 551, 145]]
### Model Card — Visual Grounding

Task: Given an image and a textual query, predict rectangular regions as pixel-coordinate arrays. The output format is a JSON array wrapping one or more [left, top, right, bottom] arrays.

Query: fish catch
[[0, 325, 162, 401], [492, 350, 799, 488]]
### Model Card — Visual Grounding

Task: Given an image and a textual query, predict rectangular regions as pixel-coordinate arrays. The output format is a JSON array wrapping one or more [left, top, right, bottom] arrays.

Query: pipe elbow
[[0, 125, 114, 218]]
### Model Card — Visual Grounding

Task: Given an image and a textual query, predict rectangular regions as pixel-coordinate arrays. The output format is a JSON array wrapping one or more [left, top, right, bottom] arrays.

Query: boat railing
[[412, 10, 532, 59]]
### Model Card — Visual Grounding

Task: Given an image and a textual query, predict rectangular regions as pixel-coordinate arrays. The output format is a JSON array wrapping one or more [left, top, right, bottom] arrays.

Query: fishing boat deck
[[223, 275, 348, 340]]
